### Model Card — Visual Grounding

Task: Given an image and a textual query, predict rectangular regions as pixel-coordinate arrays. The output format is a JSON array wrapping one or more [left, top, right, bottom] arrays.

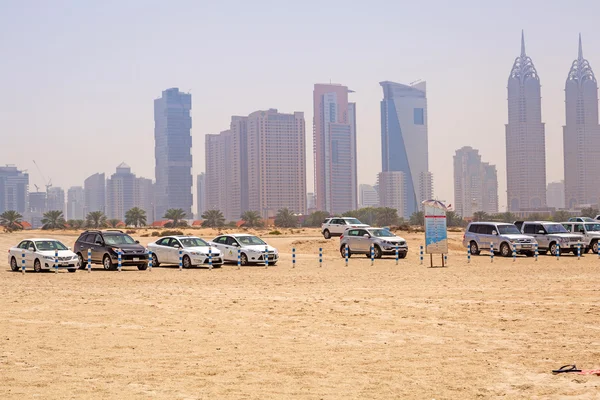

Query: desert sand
[[1, 227, 600, 399]]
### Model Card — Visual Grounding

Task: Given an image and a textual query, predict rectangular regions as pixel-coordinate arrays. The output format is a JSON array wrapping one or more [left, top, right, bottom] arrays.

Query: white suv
[[321, 217, 369, 239]]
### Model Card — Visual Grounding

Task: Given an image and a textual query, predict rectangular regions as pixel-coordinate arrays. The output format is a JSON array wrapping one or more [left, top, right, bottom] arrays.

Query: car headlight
[[72, 256, 78, 260], [43, 255, 54, 260], [190, 251, 205, 256], [559, 238, 569, 243]]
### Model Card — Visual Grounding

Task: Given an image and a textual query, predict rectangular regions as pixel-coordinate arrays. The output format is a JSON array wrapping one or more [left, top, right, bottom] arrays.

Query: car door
[[329, 219, 342, 235], [224, 237, 240, 261], [532, 224, 549, 249], [345, 229, 359, 252], [20, 241, 34, 267], [91, 234, 105, 262], [489, 225, 502, 251], [212, 236, 228, 259], [154, 238, 171, 263], [353, 229, 368, 252]]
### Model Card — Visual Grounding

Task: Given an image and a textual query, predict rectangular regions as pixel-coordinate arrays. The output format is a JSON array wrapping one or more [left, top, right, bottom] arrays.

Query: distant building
[[453, 146, 498, 217], [135, 177, 154, 224], [46, 187, 65, 214], [563, 35, 600, 208], [84, 173, 106, 216], [205, 130, 239, 221], [506, 31, 547, 211], [154, 88, 193, 219], [196, 173, 205, 219], [380, 81, 432, 217], [67, 186, 85, 220], [313, 83, 358, 214], [547, 181, 565, 209], [307, 192, 316, 211], [106, 163, 136, 221], [27, 191, 47, 229], [0, 165, 29, 213], [359, 184, 379, 208], [377, 171, 407, 219]]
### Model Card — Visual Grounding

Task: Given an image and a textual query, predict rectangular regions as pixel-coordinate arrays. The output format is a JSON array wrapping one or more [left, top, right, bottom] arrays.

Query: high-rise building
[[154, 88, 193, 220], [0, 165, 29, 213], [380, 81, 432, 217], [453, 146, 498, 217], [106, 163, 136, 221], [28, 192, 47, 213], [67, 186, 85, 220], [377, 171, 407, 219], [547, 181, 565, 209], [205, 130, 239, 221], [135, 177, 154, 224], [196, 173, 205, 219], [359, 184, 379, 208], [307, 192, 316, 211], [46, 187, 65, 214], [564, 35, 600, 208], [506, 31, 547, 211], [313, 83, 357, 214], [84, 173, 105, 216]]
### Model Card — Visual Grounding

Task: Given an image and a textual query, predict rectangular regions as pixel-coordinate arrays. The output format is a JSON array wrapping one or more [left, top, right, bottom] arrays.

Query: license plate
[[522, 244, 531, 248], [61, 263, 69, 266], [133, 257, 139, 262]]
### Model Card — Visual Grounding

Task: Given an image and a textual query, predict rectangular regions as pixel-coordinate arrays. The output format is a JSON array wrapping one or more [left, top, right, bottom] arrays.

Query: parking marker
[[370, 244, 374, 266], [21, 249, 25, 274], [512, 243, 516, 262], [237, 247, 241, 270], [490, 243, 494, 263], [534, 243, 538, 261], [87, 248, 92, 272], [467, 244, 471, 263], [577, 242, 581, 260], [556, 243, 560, 260], [265, 245, 269, 269], [55, 249, 59, 273], [319, 248, 322, 268], [179, 248, 183, 271], [345, 244, 349, 267], [118, 250, 122, 272], [395, 245, 399, 266], [148, 250, 153, 272], [208, 247, 213, 270], [419, 245, 424, 265]]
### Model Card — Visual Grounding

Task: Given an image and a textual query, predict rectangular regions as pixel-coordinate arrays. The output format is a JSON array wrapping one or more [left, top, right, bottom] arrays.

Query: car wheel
[[340, 246, 351, 258], [323, 229, 331, 239], [592, 240, 599, 254], [240, 253, 249, 266], [182, 255, 192, 268], [525, 251, 534, 257], [137, 264, 148, 271], [270, 261, 277, 266], [469, 241, 480, 255], [500, 243, 511, 257], [152, 253, 160, 268], [103, 255, 114, 270], [373, 245, 382, 259], [67, 268, 76, 273], [34, 259, 42, 273], [77, 253, 86, 269], [549, 242, 559, 256], [399, 252, 407, 259], [10, 257, 19, 272]]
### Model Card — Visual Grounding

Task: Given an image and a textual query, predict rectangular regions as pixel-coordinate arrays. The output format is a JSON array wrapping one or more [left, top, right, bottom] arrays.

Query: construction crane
[[32, 160, 52, 192]]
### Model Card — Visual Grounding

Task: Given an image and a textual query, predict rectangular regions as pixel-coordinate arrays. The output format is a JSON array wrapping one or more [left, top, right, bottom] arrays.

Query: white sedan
[[8, 238, 79, 273], [209, 234, 278, 266], [147, 236, 223, 268]]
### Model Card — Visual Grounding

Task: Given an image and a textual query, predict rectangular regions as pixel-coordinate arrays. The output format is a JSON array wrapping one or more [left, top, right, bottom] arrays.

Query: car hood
[[502, 234, 534, 240], [377, 237, 407, 243], [38, 250, 77, 257], [242, 244, 277, 253], [185, 246, 221, 255], [548, 233, 583, 239]]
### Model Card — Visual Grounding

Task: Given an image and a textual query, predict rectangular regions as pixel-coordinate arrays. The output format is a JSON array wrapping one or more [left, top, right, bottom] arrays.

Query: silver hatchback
[[340, 227, 408, 259]]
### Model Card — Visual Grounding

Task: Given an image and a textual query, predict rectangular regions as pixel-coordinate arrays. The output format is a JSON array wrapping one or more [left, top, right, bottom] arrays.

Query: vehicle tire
[[549, 242, 559, 256], [525, 251, 534, 257], [591, 240, 599, 254], [470, 241, 480, 256], [270, 261, 277, 266], [323, 229, 331, 239], [373, 245, 382, 259], [10, 257, 19, 272], [137, 264, 148, 271], [67, 268, 76, 273], [34, 259, 42, 273], [103, 255, 114, 271], [152, 253, 160, 268], [77, 253, 86, 269], [240, 253, 249, 266], [500, 243, 511, 257], [182, 255, 192, 268], [340, 246, 351, 258], [399, 252, 407, 259]]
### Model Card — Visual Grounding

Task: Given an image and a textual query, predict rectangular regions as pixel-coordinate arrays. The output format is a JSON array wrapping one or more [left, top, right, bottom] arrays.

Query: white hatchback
[[8, 238, 79, 273], [147, 236, 223, 268]]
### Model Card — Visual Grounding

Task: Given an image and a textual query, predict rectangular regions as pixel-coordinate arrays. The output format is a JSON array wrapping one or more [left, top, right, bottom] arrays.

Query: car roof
[[469, 222, 512, 225], [21, 238, 60, 242]]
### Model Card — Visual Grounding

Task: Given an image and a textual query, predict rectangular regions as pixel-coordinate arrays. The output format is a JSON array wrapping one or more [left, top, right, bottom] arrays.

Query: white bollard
[[345, 244, 349, 267], [556, 243, 560, 261], [237, 247, 241, 270], [534, 243, 538, 262], [54, 249, 59, 273], [577, 242, 581, 260], [395, 245, 399, 266], [419, 245, 424, 265], [21, 249, 26, 274], [148, 250, 153, 272], [208, 247, 213, 270], [118, 250, 122, 272], [370, 244, 374, 266], [87, 248, 92, 273], [179, 248, 183, 271], [264, 245, 269, 269], [467, 244, 471, 264], [319, 247, 322, 268], [490, 243, 494, 263], [512, 243, 516, 262]]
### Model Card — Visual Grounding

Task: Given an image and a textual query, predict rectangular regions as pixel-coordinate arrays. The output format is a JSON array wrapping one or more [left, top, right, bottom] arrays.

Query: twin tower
[[506, 32, 600, 212]]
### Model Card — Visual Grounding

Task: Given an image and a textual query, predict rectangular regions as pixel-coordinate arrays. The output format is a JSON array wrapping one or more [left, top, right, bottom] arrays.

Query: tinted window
[[562, 224, 573, 232], [214, 236, 227, 244], [35, 241, 68, 251], [523, 224, 536, 234], [347, 229, 359, 236], [18, 241, 28, 249], [575, 224, 585, 233], [482, 225, 495, 235], [226, 237, 238, 246], [468, 224, 480, 233], [104, 234, 136, 245], [497, 225, 521, 235], [356, 229, 369, 236]]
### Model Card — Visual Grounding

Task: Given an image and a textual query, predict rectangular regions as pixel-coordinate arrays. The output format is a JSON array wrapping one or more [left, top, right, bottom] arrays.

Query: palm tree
[[86, 211, 107, 228], [472, 211, 489, 222], [497, 212, 515, 223], [0, 210, 23, 232], [201, 209, 225, 228], [302, 210, 330, 227], [409, 211, 424, 226], [241, 210, 262, 227], [107, 219, 121, 228], [275, 208, 297, 228], [164, 208, 187, 227], [125, 207, 147, 227], [41, 210, 66, 230], [376, 207, 399, 226], [67, 219, 85, 229]]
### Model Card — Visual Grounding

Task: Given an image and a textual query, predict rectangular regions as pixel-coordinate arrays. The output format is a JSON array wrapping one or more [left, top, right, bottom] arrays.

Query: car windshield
[[585, 223, 600, 232], [369, 229, 395, 237], [497, 225, 521, 234], [344, 218, 362, 225], [237, 236, 266, 245], [35, 240, 68, 251], [544, 224, 569, 233], [104, 234, 136, 245], [180, 237, 208, 247]]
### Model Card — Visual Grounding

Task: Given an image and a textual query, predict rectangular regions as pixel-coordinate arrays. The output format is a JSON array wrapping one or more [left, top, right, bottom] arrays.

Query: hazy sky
[[2, 0, 600, 212]]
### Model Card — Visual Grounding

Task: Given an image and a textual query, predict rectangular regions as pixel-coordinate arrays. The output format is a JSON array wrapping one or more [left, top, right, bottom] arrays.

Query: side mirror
[[28, 247, 34, 252], [68, 247, 72, 250], [491, 230, 497, 236], [135, 240, 140, 244], [234, 243, 240, 247], [363, 234, 370, 238], [174, 243, 180, 248], [95, 240, 103, 246], [538, 230, 544, 234]]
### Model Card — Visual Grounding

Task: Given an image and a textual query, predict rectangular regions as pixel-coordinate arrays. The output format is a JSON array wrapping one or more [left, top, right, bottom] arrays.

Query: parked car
[[321, 217, 369, 239], [561, 221, 600, 253], [463, 222, 536, 257], [74, 230, 148, 270], [209, 234, 278, 266], [515, 221, 584, 256], [8, 238, 79, 272], [147, 236, 223, 268], [340, 227, 408, 259], [567, 217, 596, 223]]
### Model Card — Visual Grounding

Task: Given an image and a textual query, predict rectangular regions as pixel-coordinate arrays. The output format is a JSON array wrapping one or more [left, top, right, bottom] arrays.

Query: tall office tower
[[453, 146, 499, 217], [377, 171, 407, 219], [564, 35, 600, 208], [205, 130, 240, 221], [506, 31, 547, 211], [359, 184, 379, 208], [231, 116, 249, 214], [313, 83, 357, 214], [46, 187, 65, 214], [67, 186, 85, 220], [106, 163, 136, 221], [546, 181, 565, 209], [380, 81, 431, 217], [0, 165, 29, 213], [154, 88, 193, 220], [84, 173, 105, 216], [28, 192, 47, 213], [246, 109, 306, 218], [135, 177, 154, 224], [196, 173, 206, 219], [306, 192, 316, 211]]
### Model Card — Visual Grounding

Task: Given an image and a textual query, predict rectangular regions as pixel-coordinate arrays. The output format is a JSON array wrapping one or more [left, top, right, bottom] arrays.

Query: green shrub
[[268, 230, 282, 235], [161, 229, 184, 236]]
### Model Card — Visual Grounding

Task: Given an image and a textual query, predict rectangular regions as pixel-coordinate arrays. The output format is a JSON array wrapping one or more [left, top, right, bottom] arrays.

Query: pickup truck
[[515, 221, 584, 256]]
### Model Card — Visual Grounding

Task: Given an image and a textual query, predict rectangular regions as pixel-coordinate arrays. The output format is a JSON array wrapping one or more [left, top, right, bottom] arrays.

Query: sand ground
[[1, 228, 600, 399]]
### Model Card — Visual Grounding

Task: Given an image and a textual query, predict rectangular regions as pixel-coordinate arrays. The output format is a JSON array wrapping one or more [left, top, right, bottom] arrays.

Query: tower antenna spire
[[578, 33, 583, 61], [521, 29, 526, 57]]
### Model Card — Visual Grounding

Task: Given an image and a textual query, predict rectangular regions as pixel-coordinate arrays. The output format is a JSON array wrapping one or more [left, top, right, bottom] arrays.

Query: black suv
[[74, 230, 148, 270]]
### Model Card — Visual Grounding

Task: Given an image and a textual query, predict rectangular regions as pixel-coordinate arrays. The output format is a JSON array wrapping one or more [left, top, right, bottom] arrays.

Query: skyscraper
[[46, 187, 65, 214], [84, 173, 105, 216], [380, 81, 431, 217], [154, 88, 193, 220], [454, 147, 499, 218], [0, 165, 28, 213], [67, 186, 85, 220], [205, 130, 239, 221], [106, 163, 136, 221], [313, 83, 357, 214], [135, 177, 154, 224], [359, 184, 379, 208], [546, 181, 565, 210], [506, 31, 547, 211], [377, 171, 407, 219], [196, 173, 205, 219], [564, 35, 600, 208]]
